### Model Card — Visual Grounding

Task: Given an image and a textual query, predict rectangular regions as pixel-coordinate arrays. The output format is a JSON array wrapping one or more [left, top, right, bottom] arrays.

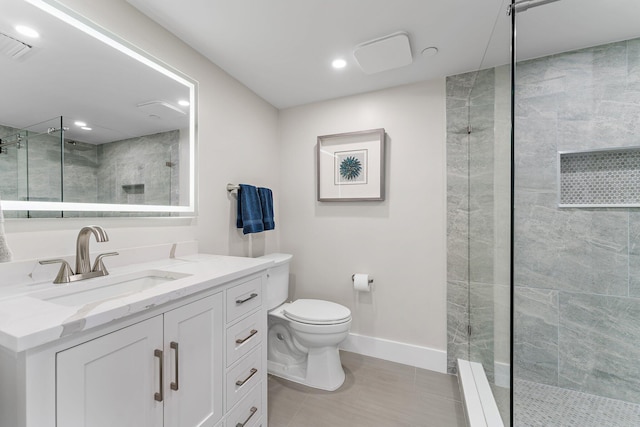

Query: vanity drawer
[[227, 310, 263, 367], [226, 277, 262, 323], [226, 383, 262, 427], [226, 346, 262, 410]]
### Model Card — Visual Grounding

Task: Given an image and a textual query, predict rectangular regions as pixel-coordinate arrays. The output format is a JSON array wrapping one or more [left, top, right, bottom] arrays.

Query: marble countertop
[[0, 253, 272, 353]]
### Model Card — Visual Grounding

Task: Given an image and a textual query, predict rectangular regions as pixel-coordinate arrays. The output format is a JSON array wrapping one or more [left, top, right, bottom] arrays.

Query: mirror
[[0, 0, 196, 217]]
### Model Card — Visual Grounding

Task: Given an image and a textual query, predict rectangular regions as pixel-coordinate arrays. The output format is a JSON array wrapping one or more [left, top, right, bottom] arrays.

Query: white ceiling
[[127, 0, 640, 110]]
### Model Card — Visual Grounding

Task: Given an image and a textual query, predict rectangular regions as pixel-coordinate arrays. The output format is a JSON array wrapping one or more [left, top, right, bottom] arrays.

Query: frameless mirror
[[0, 0, 195, 217]]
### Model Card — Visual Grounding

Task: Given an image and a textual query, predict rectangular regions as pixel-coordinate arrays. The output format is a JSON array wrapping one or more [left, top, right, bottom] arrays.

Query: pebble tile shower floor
[[267, 351, 466, 427], [514, 379, 640, 427]]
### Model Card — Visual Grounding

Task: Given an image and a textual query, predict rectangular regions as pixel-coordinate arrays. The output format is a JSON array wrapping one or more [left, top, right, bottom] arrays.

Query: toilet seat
[[283, 299, 351, 325]]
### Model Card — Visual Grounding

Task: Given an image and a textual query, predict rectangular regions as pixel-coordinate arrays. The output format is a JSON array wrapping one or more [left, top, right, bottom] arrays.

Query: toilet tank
[[259, 253, 293, 310]]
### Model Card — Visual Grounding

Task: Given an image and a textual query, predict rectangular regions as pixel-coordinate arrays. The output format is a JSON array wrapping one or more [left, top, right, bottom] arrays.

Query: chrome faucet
[[39, 226, 119, 284]]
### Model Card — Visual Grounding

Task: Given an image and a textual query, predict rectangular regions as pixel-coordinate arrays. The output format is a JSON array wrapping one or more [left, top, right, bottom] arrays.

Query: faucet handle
[[39, 259, 74, 284], [92, 252, 119, 275]]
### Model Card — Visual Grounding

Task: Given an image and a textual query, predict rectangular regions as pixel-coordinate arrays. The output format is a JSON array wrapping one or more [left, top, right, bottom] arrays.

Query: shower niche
[[559, 146, 640, 208]]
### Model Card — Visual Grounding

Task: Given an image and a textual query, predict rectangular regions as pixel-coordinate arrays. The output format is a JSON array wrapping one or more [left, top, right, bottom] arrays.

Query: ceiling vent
[[136, 101, 186, 120], [0, 32, 32, 59], [353, 31, 413, 75]]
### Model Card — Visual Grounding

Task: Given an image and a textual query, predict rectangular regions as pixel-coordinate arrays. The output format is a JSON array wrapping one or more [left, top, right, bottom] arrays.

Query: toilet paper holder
[[351, 274, 373, 284]]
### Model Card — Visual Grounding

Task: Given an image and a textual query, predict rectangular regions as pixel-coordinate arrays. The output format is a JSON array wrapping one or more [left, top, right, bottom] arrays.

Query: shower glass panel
[[24, 117, 63, 218], [0, 124, 27, 219], [445, 1, 512, 424], [513, 0, 640, 425], [467, 24, 512, 426], [468, 62, 512, 425]]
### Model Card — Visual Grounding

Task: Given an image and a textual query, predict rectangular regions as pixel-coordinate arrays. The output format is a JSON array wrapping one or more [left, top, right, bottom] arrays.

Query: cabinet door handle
[[235, 368, 258, 386], [170, 341, 179, 391], [236, 293, 258, 304], [236, 329, 258, 345], [154, 349, 163, 402], [236, 406, 257, 427]]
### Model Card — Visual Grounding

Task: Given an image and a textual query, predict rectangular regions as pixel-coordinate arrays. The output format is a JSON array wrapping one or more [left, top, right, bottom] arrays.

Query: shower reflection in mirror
[[0, 116, 183, 218]]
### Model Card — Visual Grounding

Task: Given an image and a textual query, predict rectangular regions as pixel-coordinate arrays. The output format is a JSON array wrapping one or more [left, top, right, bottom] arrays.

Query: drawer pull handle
[[154, 349, 163, 402], [170, 341, 179, 391], [236, 329, 258, 345], [236, 406, 258, 427], [236, 293, 258, 304], [235, 368, 258, 386]]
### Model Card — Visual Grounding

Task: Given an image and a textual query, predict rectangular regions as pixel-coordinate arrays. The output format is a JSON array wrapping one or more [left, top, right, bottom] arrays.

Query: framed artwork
[[317, 128, 385, 201]]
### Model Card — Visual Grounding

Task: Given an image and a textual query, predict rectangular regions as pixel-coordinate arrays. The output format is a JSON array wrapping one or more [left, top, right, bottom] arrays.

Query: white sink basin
[[34, 269, 192, 306]]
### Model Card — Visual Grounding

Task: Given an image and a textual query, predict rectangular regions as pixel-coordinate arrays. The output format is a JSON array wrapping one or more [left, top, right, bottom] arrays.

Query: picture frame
[[317, 128, 385, 201]]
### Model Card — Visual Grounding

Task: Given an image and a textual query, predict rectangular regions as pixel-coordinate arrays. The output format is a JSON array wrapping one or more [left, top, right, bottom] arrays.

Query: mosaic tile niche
[[559, 148, 640, 206]]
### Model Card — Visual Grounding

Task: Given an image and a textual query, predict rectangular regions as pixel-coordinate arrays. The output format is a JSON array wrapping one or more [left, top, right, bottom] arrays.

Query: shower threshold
[[458, 359, 505, 427]]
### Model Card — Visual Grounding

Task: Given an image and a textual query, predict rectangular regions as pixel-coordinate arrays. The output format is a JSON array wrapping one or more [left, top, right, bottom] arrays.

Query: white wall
[[278, 80, 448, 352], [3, 0, 280, 260]]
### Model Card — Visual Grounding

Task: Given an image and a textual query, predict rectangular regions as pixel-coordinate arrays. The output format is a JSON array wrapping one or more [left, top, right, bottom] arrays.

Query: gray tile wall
[[446, 68, 507, 380], [97, 130, 179, 207], [514, 38, 640, 403], [446, 71, 472, 374]]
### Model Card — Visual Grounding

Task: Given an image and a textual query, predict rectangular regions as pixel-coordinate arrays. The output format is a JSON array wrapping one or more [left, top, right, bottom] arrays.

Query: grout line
[[627, 210, 630, 298]]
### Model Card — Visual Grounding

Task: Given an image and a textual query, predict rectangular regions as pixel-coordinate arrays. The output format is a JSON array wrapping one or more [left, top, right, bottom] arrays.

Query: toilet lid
[[283, 299, 351, 324]]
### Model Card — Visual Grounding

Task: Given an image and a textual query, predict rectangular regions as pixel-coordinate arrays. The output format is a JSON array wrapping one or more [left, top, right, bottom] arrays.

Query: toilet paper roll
[[353, 273, 371, 292]]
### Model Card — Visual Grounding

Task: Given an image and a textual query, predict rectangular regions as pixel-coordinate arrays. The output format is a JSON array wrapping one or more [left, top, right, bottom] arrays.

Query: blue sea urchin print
[[340, 156, 362, 180]]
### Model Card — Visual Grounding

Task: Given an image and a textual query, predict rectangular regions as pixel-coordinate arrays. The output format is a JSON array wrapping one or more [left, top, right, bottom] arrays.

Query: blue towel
[[237, 184, 264, 234], [258, 187, 275, 231]]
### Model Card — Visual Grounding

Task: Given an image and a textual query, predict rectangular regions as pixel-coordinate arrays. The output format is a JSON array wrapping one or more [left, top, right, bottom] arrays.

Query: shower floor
[[514, 379, 640, 427]]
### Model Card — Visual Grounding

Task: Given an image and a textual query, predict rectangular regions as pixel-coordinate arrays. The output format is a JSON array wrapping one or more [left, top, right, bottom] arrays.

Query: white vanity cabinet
[[0, 263, 269, 427], [56, 315, 165, 427], [56, 294, 223, 427]]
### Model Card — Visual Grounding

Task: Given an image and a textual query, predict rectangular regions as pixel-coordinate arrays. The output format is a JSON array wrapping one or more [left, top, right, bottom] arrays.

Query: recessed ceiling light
[[74, 121, 87, 127], [80, 126, 92, 131], [15, 25, 39, 38], [332, 58, 347, 69], [178, 99, 190, 107]]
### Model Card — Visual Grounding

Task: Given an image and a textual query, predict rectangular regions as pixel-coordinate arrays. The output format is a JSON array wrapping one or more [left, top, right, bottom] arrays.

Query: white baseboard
[[339, 332, 447, 373]]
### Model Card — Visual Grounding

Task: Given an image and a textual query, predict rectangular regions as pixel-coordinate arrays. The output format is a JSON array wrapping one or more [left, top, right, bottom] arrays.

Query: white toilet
[[260, 253, 352, 391]]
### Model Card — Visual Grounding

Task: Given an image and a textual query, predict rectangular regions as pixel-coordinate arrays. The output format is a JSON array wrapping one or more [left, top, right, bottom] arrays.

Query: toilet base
[[267, 346, 346, 391]]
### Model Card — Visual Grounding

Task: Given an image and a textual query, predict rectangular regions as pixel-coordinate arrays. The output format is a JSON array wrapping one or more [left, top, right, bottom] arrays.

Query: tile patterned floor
[[267, 351, 467, 427], [514, 379, 640, 427]]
